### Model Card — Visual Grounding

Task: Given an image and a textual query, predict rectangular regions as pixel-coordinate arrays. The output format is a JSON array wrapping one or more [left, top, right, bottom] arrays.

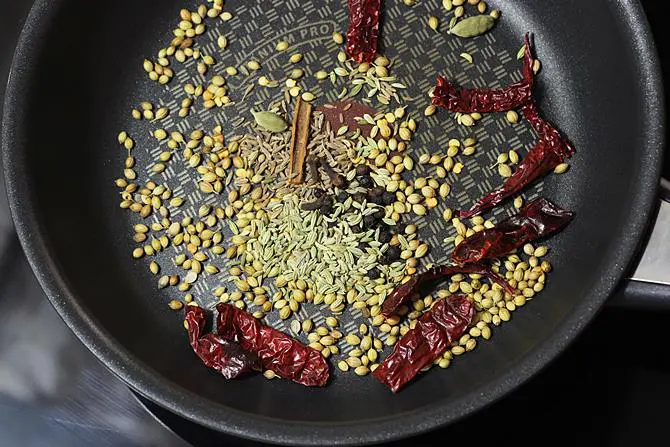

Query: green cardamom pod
[[251, 111, 288, 133], [449, 15, 495, 38]]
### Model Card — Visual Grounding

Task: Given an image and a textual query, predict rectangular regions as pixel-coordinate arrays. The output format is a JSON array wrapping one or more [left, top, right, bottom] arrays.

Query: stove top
[[1, 2, 670, 446]]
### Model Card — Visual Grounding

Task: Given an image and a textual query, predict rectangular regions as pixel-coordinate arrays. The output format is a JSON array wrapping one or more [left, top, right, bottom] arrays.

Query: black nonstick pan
[[2, 0, 664, 445]]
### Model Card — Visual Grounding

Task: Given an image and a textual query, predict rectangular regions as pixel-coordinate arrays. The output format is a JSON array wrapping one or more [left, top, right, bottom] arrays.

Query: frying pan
[[1, 0, 664, 445]]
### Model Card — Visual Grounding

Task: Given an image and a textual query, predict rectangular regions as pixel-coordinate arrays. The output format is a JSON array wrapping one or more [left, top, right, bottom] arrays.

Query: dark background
[[1, 1, 670, 446]]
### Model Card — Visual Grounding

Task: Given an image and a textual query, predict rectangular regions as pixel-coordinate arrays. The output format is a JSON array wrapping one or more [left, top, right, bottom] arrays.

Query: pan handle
[[609, 178, 670, 310]]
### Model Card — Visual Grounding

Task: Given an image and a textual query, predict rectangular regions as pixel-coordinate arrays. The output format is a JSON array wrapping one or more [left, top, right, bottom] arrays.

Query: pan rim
[[2, 0, 664, 445]]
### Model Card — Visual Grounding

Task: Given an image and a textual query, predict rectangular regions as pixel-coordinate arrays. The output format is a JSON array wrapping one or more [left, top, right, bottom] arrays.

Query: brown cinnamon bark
[[289, 98, 313, 185]]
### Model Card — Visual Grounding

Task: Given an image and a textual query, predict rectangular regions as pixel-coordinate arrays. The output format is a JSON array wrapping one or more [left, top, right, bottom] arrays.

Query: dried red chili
[[457, 139, 569, 218], [432, 34, 534, 113], [452, 198, 574, 265], [185, 305, 260, 379], [373, 295, 475, 393], [381, 263, 513, 317], [456, 91, 575, 217], [345, 0, 381, 64], [432, 34, 575, 218], [216, 303, 330, 387], [522, 102, 576, 158]]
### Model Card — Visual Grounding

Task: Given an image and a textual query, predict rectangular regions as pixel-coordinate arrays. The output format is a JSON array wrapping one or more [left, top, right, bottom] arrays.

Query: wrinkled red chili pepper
[[373, 295, 475, 393], [381, 263, 513, 317], [185, 306, 260, 379], [458, 140, 569, 218], [432, 34, 575, 218], [453, 198, 574, 265], [432, 34, 534, 113], [521, 102, 576, 158], [216, 304, 330, 387], [345, 0, 381, 63]]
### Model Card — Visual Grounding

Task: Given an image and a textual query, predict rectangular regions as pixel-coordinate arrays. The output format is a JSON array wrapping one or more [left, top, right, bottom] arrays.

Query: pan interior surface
[[2, 0, 662, 444]]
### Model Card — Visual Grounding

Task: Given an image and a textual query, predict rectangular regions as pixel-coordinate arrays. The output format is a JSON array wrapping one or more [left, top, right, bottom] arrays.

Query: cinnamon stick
[[289, 98, 313, 185]]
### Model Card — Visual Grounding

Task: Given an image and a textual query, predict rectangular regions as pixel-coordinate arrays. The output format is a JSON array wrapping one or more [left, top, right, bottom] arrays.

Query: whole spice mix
[[115, 1, 577, 393]]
